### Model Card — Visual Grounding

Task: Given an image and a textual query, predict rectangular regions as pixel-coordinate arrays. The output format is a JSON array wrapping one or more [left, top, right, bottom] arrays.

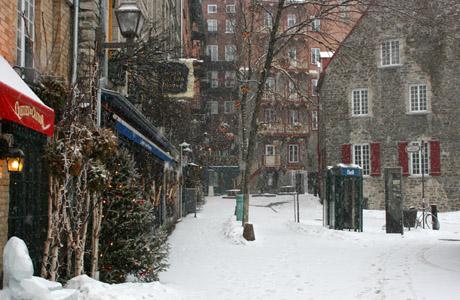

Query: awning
[[114, 115, 175, 163], [0, 56, 55, 136]]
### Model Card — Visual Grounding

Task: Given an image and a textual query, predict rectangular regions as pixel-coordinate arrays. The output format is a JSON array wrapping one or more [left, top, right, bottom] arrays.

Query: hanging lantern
[[6, 148, 25, 173]]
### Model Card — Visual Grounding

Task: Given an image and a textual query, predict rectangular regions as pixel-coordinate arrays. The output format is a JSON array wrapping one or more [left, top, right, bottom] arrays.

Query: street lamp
[[114, 2, 145, 43], [0, 136, 25, 173]]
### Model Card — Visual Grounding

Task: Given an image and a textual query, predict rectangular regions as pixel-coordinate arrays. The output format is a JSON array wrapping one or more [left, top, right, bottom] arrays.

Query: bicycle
[[414, 202, 440, 230]]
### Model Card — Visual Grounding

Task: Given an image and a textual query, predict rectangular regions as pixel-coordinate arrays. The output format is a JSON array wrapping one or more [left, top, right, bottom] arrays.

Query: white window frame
[[311, 111, 318, 130], [353, 144, 370, 176], [225, 45, 236, 62], [17, 0, 35, 68], [207, 19, 218, 32], [207, 45, 219, 61], [288, 81, 296, 98], [311, 17, 320, 31], [210, 101, 219, 114], [264, 108, 275, 123], [265, 77, 275, 91], [311, 48, 320, 65], [207, 4, 217, 13], [210, 71, 219, 88], [226, 4, 235, 13], [225, 19, 235, 33], [287, 14, 296, 27], [351, 89, 369, 116], [264, 12, 273, 28], [224, 101, 235, 114], [381, 39, 400, 66], [289, 109, 299, 124], [311, 79, 318, 96], [225, 71, 236, 87], [288, 144, 300, 163], [265, 145, 275, 156], [288, 47, 297, 61], [409, 84, 428, 112], [410, 141, 430, 176]]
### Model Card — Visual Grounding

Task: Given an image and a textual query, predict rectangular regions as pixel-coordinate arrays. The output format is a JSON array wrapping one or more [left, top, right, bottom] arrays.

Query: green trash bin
[[236, 194, 243, 221]]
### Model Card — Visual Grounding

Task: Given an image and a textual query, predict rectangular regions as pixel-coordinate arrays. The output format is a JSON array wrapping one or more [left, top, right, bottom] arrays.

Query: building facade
[[201, 0, 355, 194], [318, 1, 460, 210]]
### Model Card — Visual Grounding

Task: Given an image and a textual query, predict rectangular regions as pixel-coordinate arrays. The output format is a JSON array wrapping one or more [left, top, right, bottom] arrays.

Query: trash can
[[236, 194, 243, 221], [403, 208, 417, 229]]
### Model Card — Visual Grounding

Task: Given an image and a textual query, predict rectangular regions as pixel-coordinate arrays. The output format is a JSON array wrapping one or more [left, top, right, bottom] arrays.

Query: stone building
[[0, 0, 71, 283], [318, 1, 460, 210]]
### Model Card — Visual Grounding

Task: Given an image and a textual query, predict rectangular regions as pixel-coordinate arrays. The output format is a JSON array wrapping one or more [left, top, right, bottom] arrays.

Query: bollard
[[431, 204, 440, 230]]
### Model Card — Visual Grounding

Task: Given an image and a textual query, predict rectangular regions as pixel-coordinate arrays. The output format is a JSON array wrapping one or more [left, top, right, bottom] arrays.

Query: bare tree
[[231, 0, 369, 235]]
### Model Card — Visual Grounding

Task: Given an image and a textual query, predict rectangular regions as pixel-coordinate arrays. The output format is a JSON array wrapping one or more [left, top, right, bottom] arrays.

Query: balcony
[[258, 122, 308, 137], [263, 155, 281, 167]]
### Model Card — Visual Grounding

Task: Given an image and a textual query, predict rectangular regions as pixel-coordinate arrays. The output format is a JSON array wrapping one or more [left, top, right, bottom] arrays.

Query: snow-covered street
[[159, 194, 460, 300], [16, 194, 459, 300]]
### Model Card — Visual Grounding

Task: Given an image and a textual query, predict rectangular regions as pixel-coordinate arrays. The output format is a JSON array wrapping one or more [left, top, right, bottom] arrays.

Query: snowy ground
[[159, 194, 460, 300], [8, 194, 458, 299]]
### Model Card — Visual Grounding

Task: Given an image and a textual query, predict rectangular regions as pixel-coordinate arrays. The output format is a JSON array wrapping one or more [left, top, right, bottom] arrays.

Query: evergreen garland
[[99, 149, 169, 283]]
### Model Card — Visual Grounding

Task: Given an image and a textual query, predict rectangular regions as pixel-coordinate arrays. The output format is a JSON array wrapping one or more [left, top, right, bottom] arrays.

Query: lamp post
[[179, 142, 192, 219], [99, 2, 145, 126]]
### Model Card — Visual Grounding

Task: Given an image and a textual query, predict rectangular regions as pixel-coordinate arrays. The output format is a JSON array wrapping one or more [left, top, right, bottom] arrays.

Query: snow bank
[[222, 217, 248, 245], [67, 275, 182, 300]]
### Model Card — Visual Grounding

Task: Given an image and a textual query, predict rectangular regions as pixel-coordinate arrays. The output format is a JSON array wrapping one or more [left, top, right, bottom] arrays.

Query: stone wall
[[319, 1, 460, 211], [0, 161, 10, 284]]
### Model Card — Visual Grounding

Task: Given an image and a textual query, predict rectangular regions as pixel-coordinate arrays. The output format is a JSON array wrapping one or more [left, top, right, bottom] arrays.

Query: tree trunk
[[90, 197, 103, 278]]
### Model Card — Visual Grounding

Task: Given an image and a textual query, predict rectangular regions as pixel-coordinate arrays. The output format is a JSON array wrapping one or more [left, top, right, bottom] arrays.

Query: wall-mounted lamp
[[0, 136, 25, 173]]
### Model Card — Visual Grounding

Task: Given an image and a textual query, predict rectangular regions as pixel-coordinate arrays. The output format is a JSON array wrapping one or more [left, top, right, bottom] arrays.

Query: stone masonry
[[319, 1, 460, 211]]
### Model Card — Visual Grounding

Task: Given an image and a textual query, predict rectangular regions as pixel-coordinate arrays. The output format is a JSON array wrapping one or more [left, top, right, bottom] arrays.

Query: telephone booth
[[323, 165, 363, 232]]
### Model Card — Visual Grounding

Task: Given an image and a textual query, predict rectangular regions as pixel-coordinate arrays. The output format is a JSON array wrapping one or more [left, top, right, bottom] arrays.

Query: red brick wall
[[0, 0, 18, 64]]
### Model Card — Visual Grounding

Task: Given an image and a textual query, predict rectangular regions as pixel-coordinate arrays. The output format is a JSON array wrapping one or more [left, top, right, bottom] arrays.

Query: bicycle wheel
[[424, 213, 440, 230]]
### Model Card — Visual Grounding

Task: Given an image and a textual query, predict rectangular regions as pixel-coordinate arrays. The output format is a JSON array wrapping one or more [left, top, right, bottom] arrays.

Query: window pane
[[381, 41, 390, 66], [361, 90, 368, 114], [391, 40, 400, 64], [419, 85, 427, 110]]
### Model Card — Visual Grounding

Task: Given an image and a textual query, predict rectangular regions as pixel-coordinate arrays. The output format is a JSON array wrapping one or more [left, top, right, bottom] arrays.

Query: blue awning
[[114, 115, 175, 163]]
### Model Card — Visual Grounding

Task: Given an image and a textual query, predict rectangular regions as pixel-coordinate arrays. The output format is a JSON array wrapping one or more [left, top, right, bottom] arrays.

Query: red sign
[[0, 81, 54, 136]]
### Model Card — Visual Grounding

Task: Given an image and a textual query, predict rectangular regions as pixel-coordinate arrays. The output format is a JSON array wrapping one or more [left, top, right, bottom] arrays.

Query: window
[[311, 17, 320, 31], [287, 14, 296, 27], [265, 145, 275, 156], [410, 142, 430, 175], [311, 111, 318, 130], [17, 0, 34, 68], [224, 101, 235, 114], [311, 48, 320, 65], [264, 108, 276, 123], [381, 40, 400, 66], [288, 144, 299, 163], [207, 19, 217, 32], [210, 71, 219, 88], [410, 84, 428, 112], [207, 45, 218, 61], [210, 101, 218, 114], [225, 45, 236, 61], [339, 1, 349, 19], [208, 4, 217, 13], [225, 71, 236, 87], [289, 109, 299, 124], [352, 89, 369, 116], [311, 79, 318, 96], [265, 77, 275, 91], [226, 4, 235, 13], [288, 48, 297, 61], [288, 81, 296, 98], [353, 144, 370, 175], [264, 12, 273, 28], [225, 19, 235, 33]]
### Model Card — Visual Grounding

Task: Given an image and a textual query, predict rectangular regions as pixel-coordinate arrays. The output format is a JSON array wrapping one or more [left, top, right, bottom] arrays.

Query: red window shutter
[[429, 140, 441, 176], [370, 143, 381, 176], [398, 142, 409, 176], [342, 144, 351, 164]]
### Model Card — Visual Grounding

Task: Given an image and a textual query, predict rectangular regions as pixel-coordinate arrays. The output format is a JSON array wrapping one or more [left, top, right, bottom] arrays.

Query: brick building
[[199, 0, 356, 193], [318, 1, 460, 210], [0, 0, 72, 281]]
